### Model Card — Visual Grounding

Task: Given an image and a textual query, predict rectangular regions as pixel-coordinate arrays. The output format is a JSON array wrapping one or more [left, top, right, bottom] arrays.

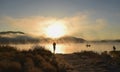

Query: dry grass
[[0, 45, 66, 72]]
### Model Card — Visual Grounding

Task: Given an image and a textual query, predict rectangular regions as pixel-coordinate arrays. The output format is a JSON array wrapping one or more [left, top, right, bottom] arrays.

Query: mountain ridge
[[0, 31, 119, 44], [0, 31, 25, 35]]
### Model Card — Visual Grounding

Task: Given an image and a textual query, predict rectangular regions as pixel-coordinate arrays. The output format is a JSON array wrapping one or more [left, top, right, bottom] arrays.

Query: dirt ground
[[56, 53, 118, 72]]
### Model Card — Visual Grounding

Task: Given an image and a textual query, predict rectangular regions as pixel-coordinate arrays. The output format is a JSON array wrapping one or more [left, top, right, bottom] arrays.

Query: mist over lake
[[10, 42, 120, 54]]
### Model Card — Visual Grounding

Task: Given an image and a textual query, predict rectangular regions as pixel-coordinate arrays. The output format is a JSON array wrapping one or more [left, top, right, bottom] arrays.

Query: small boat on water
[[86, 44, 91, 47]]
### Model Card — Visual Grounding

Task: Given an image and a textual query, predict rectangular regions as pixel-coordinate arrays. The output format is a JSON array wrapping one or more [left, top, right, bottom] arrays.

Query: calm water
[[12, 42, 120, 54]]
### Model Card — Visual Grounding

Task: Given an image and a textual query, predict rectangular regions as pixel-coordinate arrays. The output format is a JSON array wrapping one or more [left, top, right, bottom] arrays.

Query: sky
[[0, 0, 120, 40]]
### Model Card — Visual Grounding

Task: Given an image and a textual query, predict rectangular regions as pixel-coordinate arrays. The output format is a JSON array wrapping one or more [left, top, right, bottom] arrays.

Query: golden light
[[54, 45, 64, 53], [45, 21, 66, 38], [45, 44, 65, 54]]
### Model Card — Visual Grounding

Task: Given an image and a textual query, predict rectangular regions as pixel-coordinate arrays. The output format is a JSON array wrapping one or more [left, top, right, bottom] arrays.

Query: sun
[[45, 21, 66, 38]]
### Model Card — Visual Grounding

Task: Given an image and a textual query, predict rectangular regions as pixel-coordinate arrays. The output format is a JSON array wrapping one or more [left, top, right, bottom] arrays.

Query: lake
[[11, 42, 120, 54]]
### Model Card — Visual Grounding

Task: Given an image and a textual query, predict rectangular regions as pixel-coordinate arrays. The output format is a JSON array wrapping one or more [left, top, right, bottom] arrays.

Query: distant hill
[[0, 31, 39, 44], [89, 40, 120, 43], [0, 31, 119, 44], [0, 31, 24, 35], [0, 31, 85, 44], [38, 36, 86, 43], [0, 36, 40, 44], [57, 36, 86, 43]]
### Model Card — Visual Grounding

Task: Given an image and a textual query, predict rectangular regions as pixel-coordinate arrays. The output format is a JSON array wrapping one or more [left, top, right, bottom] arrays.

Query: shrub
[[0, 45, 60, 72]]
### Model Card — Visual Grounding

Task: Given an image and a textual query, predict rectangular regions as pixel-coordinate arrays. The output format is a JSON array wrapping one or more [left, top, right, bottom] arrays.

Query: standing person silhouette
[[53, 42, 56, 54], [113, 45, 116, 51]]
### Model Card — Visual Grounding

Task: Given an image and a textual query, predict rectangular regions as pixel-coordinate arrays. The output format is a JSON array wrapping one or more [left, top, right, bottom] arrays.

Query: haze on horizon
[[0, 0, 120, 40]]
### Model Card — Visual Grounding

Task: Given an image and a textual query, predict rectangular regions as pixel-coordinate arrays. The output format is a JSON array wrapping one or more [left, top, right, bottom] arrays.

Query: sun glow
[[45, 21, 66, 38]]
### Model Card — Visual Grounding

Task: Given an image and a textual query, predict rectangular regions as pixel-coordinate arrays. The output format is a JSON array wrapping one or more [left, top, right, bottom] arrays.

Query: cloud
[[0, 13, 107, 39], [61, 14, 107, 40]]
